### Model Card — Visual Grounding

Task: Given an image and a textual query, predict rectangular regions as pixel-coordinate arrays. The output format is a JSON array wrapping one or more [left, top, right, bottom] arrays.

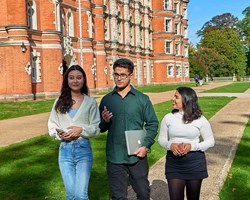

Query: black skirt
[[165, 151, 208, 180]]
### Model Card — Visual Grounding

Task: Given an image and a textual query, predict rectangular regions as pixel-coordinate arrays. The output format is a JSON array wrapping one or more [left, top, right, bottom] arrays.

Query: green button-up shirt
[[99, 86, 159, 164]]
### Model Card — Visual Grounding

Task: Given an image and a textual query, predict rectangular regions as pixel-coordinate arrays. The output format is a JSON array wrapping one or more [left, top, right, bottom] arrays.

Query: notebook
[[125, 130, 147, 155]]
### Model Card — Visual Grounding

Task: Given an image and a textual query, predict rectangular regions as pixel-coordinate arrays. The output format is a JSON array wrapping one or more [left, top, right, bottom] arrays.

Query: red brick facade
[[0, 0, 189, 101]]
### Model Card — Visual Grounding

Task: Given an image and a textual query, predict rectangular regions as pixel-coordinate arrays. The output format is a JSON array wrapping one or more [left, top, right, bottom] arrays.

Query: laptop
[[125, 130, 147, 155]]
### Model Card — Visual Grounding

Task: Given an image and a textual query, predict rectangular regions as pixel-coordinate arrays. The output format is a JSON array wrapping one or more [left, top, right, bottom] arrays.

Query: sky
[[188, 0, 249, 45]]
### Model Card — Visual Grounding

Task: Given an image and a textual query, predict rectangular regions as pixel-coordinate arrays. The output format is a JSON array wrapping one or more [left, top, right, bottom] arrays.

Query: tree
[[188, 45, 201, 78], [200, 28, 247, 76], [195, 47, 226, 77], [238, 6, 250, 45], [197, 13, 239, 37], [238, 6, 250, 75]]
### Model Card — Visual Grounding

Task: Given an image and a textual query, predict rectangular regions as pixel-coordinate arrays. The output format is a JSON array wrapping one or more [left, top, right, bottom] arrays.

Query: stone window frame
[[66, 9, 74, 37], [27, 0, 38, 30], [167, 64, 174, 77]]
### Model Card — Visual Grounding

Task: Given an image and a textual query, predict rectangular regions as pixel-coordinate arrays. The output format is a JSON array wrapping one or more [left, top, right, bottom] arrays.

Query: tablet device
[[125, 130, 146, 155]]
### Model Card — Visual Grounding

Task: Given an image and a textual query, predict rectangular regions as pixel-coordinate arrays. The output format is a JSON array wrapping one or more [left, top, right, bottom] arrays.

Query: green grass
[[202, 82, 250, 93], [0, 99, 55, 120], [219, 118, 250, 200], [98, 83, 196, 95], [135, 83, 195, 93], [0, 97, 234, 200]]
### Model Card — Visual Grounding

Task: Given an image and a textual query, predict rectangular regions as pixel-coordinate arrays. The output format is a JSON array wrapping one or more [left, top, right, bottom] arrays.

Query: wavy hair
[[113, 58, 134, 74], [55, 65, 89, 114], [172, 87, 202, 123]]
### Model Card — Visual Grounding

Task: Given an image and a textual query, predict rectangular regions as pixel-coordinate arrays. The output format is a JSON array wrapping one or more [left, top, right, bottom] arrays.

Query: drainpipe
[[78, 0, 83, 68]]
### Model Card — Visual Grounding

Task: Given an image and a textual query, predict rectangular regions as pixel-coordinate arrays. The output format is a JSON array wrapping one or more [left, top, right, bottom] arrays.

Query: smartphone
[[56, 128, 63, 133]]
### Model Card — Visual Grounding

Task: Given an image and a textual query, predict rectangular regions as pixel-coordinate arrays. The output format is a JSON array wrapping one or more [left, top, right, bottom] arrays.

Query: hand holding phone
[[56, 128, 63, 133]]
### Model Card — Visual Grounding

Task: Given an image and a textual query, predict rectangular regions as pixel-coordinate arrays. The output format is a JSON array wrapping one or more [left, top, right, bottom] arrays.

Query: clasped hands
[[170, 143, 191, 156], [57, 126, 83, 141]]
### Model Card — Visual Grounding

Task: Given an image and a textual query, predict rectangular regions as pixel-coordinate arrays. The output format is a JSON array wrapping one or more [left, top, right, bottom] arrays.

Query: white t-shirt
[[158, 112, 215, 152]]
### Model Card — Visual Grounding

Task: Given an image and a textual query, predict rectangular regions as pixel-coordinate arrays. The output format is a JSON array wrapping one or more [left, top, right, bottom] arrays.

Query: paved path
[[0, 82, 231, 147], [1, 81, 250, 200]]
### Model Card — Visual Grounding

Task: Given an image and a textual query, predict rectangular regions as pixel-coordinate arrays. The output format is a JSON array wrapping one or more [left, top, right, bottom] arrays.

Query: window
[[151, 64, 154, 78], [104, 15, 110, 40], [164, 0, 172, 10], [144, 64, 147, 79], [183, 8, 187, 19], [165, 19, 171, 32], [134, 63, 137, 80], [176, 65, 181, 77], [174, 23, 179, 35], [27, 0, 37, 29], [165, 41, 171, 54], [184, 26, 188, 38], [130, 16, 135, 46], [55, 1, 61, 31], [140, 29, 144, 48], [167, 65, 174, 77], [109, 62, 113, 80], [117, 10, 123, 43], [149, 31, 153, 49], [185, 66, 189, 77], [87, 11, 93, 38], [175, 43, 179, 55], [174, 3, 178, 14], [184, 46, 188, 57], [31, 51, 41, 83], [67, 10, 74, 37], [104, 8, 110, 40]]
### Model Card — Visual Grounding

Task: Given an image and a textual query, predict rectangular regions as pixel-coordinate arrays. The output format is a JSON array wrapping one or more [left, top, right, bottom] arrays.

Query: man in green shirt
[[99, 58, 158, 200]]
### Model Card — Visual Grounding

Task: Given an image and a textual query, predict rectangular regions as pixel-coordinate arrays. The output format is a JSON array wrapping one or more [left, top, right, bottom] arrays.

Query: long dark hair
[[55, 65, 89, 114], [172, 87, 202, 123]]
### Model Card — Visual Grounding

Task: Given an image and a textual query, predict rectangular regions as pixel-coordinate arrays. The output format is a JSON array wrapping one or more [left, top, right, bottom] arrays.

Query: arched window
[[117, 9, 123, 43], [67, 9, 74, 37], [130, 16, 135, 46], [87, 11, 93, 38], [27, 0, 37, 29], [104, 8, 110, 40], [55, 1, 61, 31]]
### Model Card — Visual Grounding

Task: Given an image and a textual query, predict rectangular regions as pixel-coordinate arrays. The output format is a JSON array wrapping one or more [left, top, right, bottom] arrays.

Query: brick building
[[0, 0, 189, 101]]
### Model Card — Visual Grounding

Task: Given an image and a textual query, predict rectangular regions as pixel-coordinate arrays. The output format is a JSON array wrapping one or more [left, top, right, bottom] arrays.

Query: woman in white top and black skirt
[[158, 87, 215, 200]]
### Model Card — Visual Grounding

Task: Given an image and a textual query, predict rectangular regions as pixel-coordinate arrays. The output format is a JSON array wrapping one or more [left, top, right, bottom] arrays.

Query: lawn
[[202, 82, 250, 93], [0, 83, 195, 120], [0, 99, 55, 120], [98, 82, 196, 95], [0, 97, 234, 200], [219, 118, 250, 200], [135, 82, 195, 93]]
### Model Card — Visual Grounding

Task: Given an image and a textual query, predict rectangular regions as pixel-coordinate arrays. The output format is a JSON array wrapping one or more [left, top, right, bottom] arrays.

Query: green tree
[[238, 6, 250, 45], [195, 47, 226, 77], [200, 28, 247, 77], [188, 45, 201, 78], [238, 6, 250, 75], [197, 13, 239, 37]]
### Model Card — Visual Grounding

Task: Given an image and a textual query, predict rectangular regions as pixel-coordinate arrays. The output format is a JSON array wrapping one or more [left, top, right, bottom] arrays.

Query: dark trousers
[[107, 157, 150, 200]]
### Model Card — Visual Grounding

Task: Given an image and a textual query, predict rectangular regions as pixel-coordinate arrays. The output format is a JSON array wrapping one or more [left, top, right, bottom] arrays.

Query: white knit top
[[48, 94, 100, 140], [158, 112, 215, 152]]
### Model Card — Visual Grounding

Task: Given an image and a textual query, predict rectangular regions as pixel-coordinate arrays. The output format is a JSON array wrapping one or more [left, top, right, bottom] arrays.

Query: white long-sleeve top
[[158, 112, 215, 152], [48, 94, 100, 140]]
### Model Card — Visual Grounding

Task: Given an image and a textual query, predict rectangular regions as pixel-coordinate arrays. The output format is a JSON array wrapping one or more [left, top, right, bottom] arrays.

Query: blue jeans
[[59, 138, 93, 200]]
